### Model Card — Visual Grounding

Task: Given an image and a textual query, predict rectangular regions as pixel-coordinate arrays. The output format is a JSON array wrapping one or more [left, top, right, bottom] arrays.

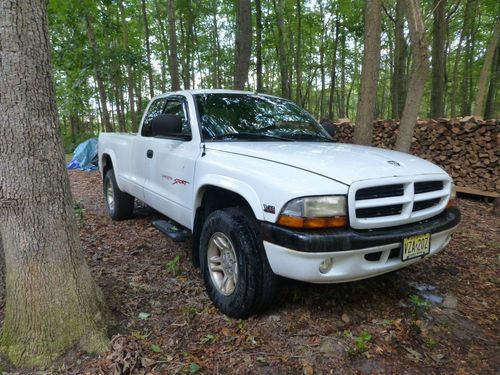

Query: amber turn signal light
[[277, 215, 347, 229]]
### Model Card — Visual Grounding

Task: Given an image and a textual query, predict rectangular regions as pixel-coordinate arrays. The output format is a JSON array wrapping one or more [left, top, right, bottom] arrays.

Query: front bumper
[[260, 207, 460, 283]]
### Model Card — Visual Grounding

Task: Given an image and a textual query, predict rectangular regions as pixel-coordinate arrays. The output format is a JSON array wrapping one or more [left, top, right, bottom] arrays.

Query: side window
[[164, 99, 191, 136], [141, 98, 167, 137]]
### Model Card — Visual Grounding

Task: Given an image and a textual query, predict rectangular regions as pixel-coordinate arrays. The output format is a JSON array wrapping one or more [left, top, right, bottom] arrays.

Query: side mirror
[[152, 114, 183, 137]]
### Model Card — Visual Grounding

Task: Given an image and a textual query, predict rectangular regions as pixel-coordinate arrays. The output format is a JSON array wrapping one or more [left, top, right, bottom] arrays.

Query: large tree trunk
[[353, 0, 382, 146], [0, 0, 110, 366], [430, 0, 446, 118], [473, 19, 500, 117], [395, 0, 429, 152], [255, 0, 264, 92], [233, 0, 252, 90], [484, 45, 499, 118], [141, 0, 155, 98], [118, 0, 138, 131], [272, 0, 291, 99], [167, 0, 181, 91], [84, 14, 113, 133], [391, 0, 407, 119]]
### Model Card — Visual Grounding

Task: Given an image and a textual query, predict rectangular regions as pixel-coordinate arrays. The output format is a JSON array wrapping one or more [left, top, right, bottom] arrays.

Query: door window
[[141, 97, 167, 137], [164, 99, 191, 136]]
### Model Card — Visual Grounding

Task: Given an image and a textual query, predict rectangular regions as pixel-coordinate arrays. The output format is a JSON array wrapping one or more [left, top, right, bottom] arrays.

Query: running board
[[152, 219, 190, 242]]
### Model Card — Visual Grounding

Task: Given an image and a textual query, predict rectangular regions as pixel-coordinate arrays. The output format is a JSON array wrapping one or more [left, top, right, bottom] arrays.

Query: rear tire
[[199, 207, 276, 318], [103, 169, 134, 220]]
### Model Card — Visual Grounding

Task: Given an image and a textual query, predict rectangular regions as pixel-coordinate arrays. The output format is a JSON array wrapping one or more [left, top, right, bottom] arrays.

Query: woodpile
[[334, 117, 499, 193]]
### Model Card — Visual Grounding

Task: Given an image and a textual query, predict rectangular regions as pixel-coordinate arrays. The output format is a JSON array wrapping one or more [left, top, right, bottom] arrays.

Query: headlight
[[447, 182, 456, 208], [277, 196, 347, 228]]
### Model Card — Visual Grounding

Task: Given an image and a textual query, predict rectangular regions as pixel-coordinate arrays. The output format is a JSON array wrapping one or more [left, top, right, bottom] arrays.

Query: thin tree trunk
[[395, 0, 429, 152], [212, 2, 222, 88], [391, 0, 407, 119], [319, 1, 325, 118], [339, 28, 347, 118], [295, 0, 303, 103], [234, 0, 252, 89], [256, 0, 263, 92], [484, 45, 499, 118], [0, 0, 110, 365], [460, 0, 479, 115], [328, 12, 340, 119], [353, 0, 382, 146], [272, 0, 291, 99], [118, 0, 138, 131], [84, 14, 113, 132], [430, 0, 446, 118], [473, 19, 500, 117], [154, 0, 168, 92], [167, 0, 181, 91], [141, 0, 155, 98]]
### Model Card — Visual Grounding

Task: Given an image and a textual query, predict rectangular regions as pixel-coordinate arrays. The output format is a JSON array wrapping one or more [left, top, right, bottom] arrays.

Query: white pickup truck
[[99, 89, 460, 317]]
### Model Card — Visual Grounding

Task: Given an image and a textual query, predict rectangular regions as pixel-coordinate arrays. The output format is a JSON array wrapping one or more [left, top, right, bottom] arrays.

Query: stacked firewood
[[333, 117, 499, 193]]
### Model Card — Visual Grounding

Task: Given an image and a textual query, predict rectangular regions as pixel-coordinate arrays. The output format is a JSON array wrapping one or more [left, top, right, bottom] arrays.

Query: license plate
[[402, 233, 431, 261]]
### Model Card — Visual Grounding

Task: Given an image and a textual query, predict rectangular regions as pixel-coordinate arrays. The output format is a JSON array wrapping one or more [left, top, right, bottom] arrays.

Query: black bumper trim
[[260, 207, 461, 253]]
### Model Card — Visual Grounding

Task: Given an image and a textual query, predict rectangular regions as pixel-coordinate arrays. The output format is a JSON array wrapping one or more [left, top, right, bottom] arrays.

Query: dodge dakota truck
[[98, 89, 460, 318]]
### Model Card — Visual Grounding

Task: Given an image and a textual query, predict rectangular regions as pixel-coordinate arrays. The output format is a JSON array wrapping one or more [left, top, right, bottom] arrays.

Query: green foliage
[[344, 329, 372, 356], [166, 255, 181, 276], [409, 294, 431, 308]]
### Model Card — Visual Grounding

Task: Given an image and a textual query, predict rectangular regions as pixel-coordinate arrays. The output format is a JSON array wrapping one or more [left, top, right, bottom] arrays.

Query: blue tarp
[[66, 138, 98, 170]]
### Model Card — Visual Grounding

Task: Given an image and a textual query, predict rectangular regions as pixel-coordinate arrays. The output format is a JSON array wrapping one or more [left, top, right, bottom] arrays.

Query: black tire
[[103, 169, 134, 220], [199, 207, 276, 318]]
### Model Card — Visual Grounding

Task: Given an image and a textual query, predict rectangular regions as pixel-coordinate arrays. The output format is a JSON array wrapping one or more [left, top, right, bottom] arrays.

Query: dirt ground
[[1, 170, 499, 374]]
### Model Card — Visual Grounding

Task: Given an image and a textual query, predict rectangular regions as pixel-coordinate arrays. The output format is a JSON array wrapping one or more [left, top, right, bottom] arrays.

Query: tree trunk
[[295, 0, 303, 104], [256, 0, 263, 92], [328, 13, 340, 119], [353, 0, 382, 146], [391, 0, 407, 119], [272, 0, 291, 99], [141, 0, 155, 98], [233, 0, 252, 90], [84, 14, 113, 132], [473, 19, 500, 117], [430, 0, 446, 118], [0, 0, 110, 366], [460, 0, 479, 115], [318, 1, 326, 118], [167, 0, 181, 91], [118, 0, 138, 131], [0, 238, 4, 300], [395, 0, 429, 152], [212, 3, 222, 88], [484, 44, 499, 118]]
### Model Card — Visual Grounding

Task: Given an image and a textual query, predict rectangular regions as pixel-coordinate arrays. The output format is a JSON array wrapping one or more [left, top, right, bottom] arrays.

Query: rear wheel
[[103, 169, 134, 220], [200, 207, 276, 318]]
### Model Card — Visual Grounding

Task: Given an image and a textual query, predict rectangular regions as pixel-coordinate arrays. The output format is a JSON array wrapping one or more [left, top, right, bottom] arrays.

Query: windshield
[[195, 93, 332, 141]]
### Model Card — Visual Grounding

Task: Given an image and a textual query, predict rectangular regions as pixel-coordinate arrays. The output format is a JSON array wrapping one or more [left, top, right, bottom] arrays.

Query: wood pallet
[[456, 186, 499, 201]]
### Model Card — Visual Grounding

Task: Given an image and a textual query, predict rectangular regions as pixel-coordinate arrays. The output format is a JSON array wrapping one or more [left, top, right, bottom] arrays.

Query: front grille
[[355, 184, 404, 200], [349, 178, 450, 229], [357, 204, 403, 218], [415, 181, 444, 194], [413, 198, 441, 212]]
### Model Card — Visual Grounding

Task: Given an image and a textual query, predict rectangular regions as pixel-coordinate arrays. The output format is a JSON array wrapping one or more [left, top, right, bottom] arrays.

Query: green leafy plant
[[346, 329, 372, 355], [166, 255, 181, 276], [410, 294, 431, 308]]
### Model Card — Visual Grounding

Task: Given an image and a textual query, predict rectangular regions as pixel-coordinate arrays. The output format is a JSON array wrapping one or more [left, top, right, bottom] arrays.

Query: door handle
[[147, 149, 154, 159]]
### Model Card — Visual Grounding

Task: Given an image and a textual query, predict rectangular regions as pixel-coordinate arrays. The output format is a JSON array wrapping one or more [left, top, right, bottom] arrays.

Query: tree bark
[[353, 0, 382, 146], [272, 0, 291, 99], [141, 0, 155, 98], [233, 0, 252, 90], [0, 0, 110, 366], [84, 14, 113, 132], [484, 44, 499, 118], [118, 0, 138, 131], [395, 0, 429, 152], [256, 0, 263, 92], [167, 0, 181, 91], [430, 0, 447, 118], [473, 19, 500, 117], [391, 0, 407, 119], [295, 0, 303, 104], [328, 12, 340, 119]]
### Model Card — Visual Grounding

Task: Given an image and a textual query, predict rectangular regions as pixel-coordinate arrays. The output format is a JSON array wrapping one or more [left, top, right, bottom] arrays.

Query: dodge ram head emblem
[[387, 160, 401, 167]]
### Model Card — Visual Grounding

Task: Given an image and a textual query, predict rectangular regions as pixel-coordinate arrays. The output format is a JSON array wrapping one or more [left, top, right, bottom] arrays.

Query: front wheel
[[103, 169, 134, 220], [200, 207, 276, 318]]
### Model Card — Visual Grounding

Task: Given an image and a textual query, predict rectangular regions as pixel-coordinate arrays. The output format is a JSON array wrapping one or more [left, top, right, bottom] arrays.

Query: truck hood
[[206, 142, 448, 185]]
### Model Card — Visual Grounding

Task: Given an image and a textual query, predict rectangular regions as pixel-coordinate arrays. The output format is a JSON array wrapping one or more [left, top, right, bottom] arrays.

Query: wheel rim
[[207, 232, 238, 296], [105, 178, 115, 211]]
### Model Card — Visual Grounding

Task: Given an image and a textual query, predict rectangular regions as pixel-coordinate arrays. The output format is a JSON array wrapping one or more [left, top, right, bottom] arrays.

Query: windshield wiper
[[210, 132, 292, 141], [282, 134, 335, 142]]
